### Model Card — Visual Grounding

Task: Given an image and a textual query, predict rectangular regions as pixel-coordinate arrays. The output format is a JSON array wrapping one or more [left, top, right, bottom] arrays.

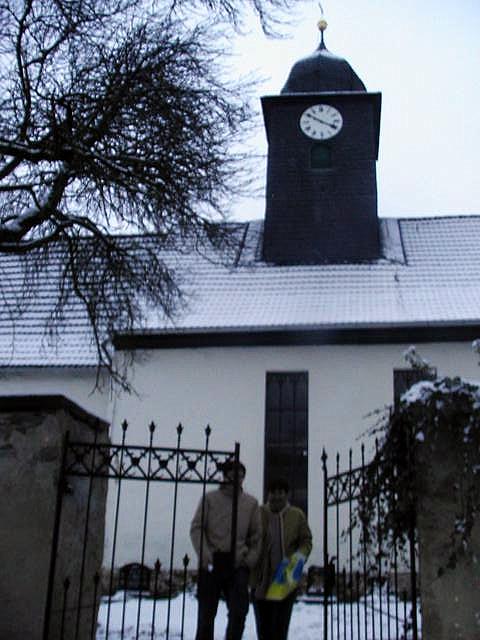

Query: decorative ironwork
[[322, 445, 421, 640], [65, 442, 236, 483], [43, 423, 240, 640], [325, 465, 366, 506]]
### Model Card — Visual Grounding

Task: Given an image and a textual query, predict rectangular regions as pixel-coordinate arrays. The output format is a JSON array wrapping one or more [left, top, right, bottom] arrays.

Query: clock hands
[[305, 112, 338, 129], [300, 104, 343, 140]]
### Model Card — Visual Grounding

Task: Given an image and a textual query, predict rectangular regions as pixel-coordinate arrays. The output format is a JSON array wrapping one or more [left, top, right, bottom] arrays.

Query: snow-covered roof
[[1, 215, 480, 367]]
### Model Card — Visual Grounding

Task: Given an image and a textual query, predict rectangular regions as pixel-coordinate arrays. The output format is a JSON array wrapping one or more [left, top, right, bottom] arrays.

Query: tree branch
[[0, 0, 297, 387], [15, 0, 34, 139], [0, 170, 69, 242], [0, 158, 23, 181]]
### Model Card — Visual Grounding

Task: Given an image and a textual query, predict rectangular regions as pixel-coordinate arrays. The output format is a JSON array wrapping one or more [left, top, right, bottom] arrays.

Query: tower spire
[[317, 2, 328, 50]]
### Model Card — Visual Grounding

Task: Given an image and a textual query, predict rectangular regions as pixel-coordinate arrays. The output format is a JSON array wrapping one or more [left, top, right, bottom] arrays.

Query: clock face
[[299, 104, 343, 140]]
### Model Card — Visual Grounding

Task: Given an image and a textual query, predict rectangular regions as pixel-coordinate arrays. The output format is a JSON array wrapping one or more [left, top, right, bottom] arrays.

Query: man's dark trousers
[[195, 552, 249, 640], [252, 591, 296, 640]]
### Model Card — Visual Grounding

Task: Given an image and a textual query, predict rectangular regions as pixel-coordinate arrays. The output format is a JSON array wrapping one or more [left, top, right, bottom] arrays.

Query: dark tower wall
[[262, 92, 381, 264]]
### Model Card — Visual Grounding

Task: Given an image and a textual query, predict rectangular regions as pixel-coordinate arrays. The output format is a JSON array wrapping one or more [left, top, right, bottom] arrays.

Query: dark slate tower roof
[[281, 39, 366, 94]]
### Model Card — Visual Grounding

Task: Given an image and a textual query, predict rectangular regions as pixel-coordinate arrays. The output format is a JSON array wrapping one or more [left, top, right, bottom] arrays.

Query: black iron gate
[[43, 422, 241, 640], [322, 443, 420, 640]]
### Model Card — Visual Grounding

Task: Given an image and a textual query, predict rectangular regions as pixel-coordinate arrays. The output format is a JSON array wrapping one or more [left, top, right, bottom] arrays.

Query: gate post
[[322, 449, 328, 640], [407, 416, 419, 640], [42, 431, 69, 640], [230, 442, 241, 571], [408, 519, 418, 639]]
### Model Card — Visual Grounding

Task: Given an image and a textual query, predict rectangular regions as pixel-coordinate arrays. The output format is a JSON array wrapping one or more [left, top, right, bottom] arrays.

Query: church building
[[2, 22, 480, 567]]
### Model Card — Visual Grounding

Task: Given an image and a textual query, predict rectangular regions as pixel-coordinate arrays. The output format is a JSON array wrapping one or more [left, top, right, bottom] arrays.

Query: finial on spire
[[317, 2, 328, 50]]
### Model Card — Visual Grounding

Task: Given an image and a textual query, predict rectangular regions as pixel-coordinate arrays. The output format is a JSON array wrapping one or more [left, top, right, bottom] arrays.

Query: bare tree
[[0, 0, 299, 386]]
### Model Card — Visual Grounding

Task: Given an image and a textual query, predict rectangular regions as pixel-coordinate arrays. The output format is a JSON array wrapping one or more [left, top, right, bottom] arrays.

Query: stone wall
[[0, 395, 109, 640], [416, 420, 480, 640]]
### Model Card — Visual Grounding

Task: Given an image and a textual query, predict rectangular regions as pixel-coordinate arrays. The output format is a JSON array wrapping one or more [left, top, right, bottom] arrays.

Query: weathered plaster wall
[[0, 396, 109, 640], [417, 418, 480, 640]]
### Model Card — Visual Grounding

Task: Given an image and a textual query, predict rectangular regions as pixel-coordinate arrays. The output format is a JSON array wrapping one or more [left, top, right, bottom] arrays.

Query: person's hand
[[203, 550, 213, 568]]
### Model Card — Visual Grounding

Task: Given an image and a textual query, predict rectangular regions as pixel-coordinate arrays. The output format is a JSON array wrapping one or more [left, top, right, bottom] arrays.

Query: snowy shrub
[[356, 371, 480, 574]]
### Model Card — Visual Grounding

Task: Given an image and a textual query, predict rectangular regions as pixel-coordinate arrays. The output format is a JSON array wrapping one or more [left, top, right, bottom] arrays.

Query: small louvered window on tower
[[310, 143, 331, 169]]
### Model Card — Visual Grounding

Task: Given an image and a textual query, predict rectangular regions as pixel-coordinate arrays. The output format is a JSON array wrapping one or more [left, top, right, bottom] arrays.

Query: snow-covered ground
[[96, 590, 420, 639], [97, 591, 320, 639]]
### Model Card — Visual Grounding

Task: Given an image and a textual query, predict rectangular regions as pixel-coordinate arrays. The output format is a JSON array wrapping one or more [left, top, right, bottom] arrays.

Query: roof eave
[[114, 322, 480, 350]]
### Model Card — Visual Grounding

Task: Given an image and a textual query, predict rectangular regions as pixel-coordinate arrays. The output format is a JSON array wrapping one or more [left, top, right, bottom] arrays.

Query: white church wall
[[3, 343, 478, 572], [106, 339, 480, 570], [0, 367, 109, 420]]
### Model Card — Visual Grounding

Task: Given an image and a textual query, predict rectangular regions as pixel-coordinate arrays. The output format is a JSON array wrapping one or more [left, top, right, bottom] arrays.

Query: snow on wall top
[[1, 215, 480, 367]]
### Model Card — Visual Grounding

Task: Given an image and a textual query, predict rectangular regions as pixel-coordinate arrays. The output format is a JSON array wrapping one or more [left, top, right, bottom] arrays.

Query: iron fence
[[322, 443, 420, 640], [42, 422, 240, 640]]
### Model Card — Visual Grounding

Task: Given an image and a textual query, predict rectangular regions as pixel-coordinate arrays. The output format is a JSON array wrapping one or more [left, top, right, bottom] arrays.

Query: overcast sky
[[228, 0, 480, 221]]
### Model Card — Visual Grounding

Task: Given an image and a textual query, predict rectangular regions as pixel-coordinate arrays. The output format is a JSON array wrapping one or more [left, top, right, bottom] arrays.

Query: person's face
[[268, 488, 288, 513], [224, 469, 245, 488]]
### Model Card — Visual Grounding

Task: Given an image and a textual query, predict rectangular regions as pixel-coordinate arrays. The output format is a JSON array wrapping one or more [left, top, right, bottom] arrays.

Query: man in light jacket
[[251, 477, 312, 640], [190, 460, 261, 640]]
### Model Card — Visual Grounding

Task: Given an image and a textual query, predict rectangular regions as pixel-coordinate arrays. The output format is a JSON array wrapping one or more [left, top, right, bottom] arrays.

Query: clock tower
[[262, 20, 381, 264]]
